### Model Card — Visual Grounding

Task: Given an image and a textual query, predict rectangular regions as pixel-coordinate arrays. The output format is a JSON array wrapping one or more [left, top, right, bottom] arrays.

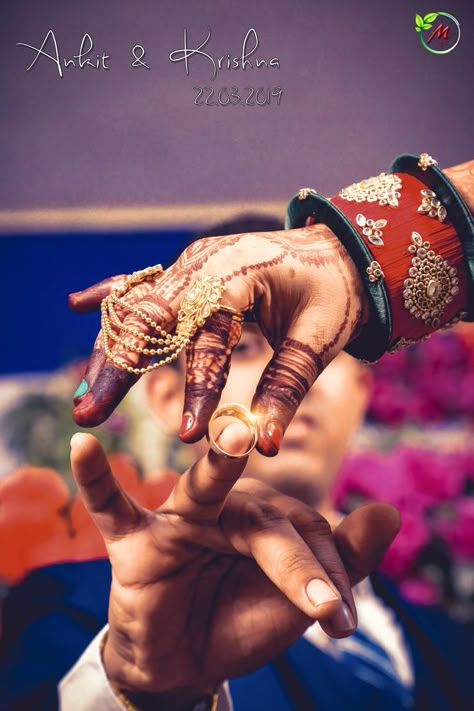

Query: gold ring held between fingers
[[208, 403, 258, 459]]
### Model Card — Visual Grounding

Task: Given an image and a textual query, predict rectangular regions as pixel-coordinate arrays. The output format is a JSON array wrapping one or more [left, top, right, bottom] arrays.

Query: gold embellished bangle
[[331, 170, 467, 352], [286, 152, 470, 359], [389, 153, 474, 322]]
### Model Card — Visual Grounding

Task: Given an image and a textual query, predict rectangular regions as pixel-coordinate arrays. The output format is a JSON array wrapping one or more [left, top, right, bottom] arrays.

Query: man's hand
[[70, 429, 400, 701], [69, 224, 368, 455]]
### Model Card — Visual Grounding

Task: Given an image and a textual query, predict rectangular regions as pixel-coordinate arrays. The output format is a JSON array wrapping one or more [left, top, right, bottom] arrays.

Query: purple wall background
[[1, 0, 473, 215]]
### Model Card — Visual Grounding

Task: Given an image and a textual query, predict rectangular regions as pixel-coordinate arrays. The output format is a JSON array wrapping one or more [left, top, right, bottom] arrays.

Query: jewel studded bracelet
[[286, 152, 473, 360]]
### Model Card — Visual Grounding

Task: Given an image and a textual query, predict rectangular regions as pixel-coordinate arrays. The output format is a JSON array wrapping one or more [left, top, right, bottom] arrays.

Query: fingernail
[[306, 579, 340, 607], [265, 420, 283, 454], [73, 379, 89, 399], [73, 390, 94, 411], [330, 602, 356, 633], [179, 411, 194, 436]]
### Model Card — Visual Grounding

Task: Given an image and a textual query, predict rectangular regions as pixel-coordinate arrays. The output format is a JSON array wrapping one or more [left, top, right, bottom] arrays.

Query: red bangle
[[286, 153, 470, 359], [330, 171, 468, 351]]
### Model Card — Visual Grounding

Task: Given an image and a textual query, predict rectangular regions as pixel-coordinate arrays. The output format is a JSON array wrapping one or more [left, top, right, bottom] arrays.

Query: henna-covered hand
[[70, 224, 369, 455], [70, 158, 474, 454]]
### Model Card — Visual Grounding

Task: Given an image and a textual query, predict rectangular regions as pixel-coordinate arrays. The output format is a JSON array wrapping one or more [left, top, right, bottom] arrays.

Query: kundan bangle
[[389, 153, 474, 320], [286, 152, 472, 360]]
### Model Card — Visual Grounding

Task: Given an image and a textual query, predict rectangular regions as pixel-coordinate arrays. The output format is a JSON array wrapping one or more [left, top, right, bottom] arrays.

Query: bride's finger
[[72, 342, 140, 427], [68, 274, 128, 313], [72, 274, 183, 426], [252, 305, 355, 456], [179, 310, 243, 443]]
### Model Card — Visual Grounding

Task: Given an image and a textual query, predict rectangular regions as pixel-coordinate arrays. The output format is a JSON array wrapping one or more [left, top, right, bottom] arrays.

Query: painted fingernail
[[306, 579, 340, 607], [179, 411, 195, 436], [330, 602, 356, 633], [73, 391, 94, 413], [73, 379, 89, 399], [265, 420, 283, 454]]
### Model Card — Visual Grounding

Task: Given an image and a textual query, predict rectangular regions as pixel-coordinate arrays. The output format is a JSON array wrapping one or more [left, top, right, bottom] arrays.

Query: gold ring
[[176, 276, 226, 339], [101, 272, 244, 376], [208, 403, 258, 459], [218, 304, 244, 321]]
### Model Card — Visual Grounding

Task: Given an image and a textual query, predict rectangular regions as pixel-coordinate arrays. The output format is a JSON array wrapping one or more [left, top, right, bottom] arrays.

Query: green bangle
[[285, 190, 391, 362]]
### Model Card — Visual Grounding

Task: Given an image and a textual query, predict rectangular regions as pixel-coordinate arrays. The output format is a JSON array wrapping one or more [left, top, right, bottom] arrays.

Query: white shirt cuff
[[59, 626, 123, 710]]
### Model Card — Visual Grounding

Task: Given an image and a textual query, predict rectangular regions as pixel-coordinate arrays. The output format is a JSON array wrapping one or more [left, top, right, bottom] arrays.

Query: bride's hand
[[70, 224, 368, 455]]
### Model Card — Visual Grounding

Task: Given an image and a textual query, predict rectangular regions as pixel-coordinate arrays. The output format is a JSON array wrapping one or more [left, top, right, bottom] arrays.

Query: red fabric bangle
[[330, 172, 469, 351]]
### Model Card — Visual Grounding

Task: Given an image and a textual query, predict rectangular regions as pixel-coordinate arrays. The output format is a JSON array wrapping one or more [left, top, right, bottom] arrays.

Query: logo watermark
[[415, 12, 461, 54]]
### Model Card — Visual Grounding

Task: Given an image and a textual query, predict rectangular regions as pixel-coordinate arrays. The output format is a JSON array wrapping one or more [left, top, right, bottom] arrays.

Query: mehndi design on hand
[[70, 225, 367, 453]]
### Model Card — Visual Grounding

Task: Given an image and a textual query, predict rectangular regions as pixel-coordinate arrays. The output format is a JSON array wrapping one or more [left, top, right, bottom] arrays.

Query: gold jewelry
[[339, 173, 402, 207], [106, 686, 218, 711], [176, 276, 226, 338], [101, 272, 240, 375], [297, 187, 318, 200], [356, 213, 387, 247], [208, 403, 258, 459], [417, 189, 447, 222], [366, 261, 385, 282], [418, 152, 438, 171], [403, 231, 458, 328], [217, 304, 244, 321]]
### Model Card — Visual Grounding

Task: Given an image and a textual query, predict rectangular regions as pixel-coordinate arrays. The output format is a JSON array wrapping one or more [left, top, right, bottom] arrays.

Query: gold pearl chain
[[101, 266, 227, 375]]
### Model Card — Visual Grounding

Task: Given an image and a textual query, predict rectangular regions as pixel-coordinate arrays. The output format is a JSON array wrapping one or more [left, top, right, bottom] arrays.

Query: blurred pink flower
[[368, 331, 474, 423], [457, 449, 474, 484], [433, 497, 474, 560], [379, 510, 431, 579], [393, 447, 466, 505], [368, 381, 415, 425], [334, 451, 405, 508], [335, 447, 464, 512]]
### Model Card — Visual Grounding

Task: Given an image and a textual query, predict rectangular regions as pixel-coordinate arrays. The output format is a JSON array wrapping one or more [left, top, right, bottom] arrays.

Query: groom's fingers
[[334, 503, 401, 586], [70, 433, 143, 538], [162, 422, 253, 523], [238, 484, 356, 637], [221, 492, 347, 628]]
